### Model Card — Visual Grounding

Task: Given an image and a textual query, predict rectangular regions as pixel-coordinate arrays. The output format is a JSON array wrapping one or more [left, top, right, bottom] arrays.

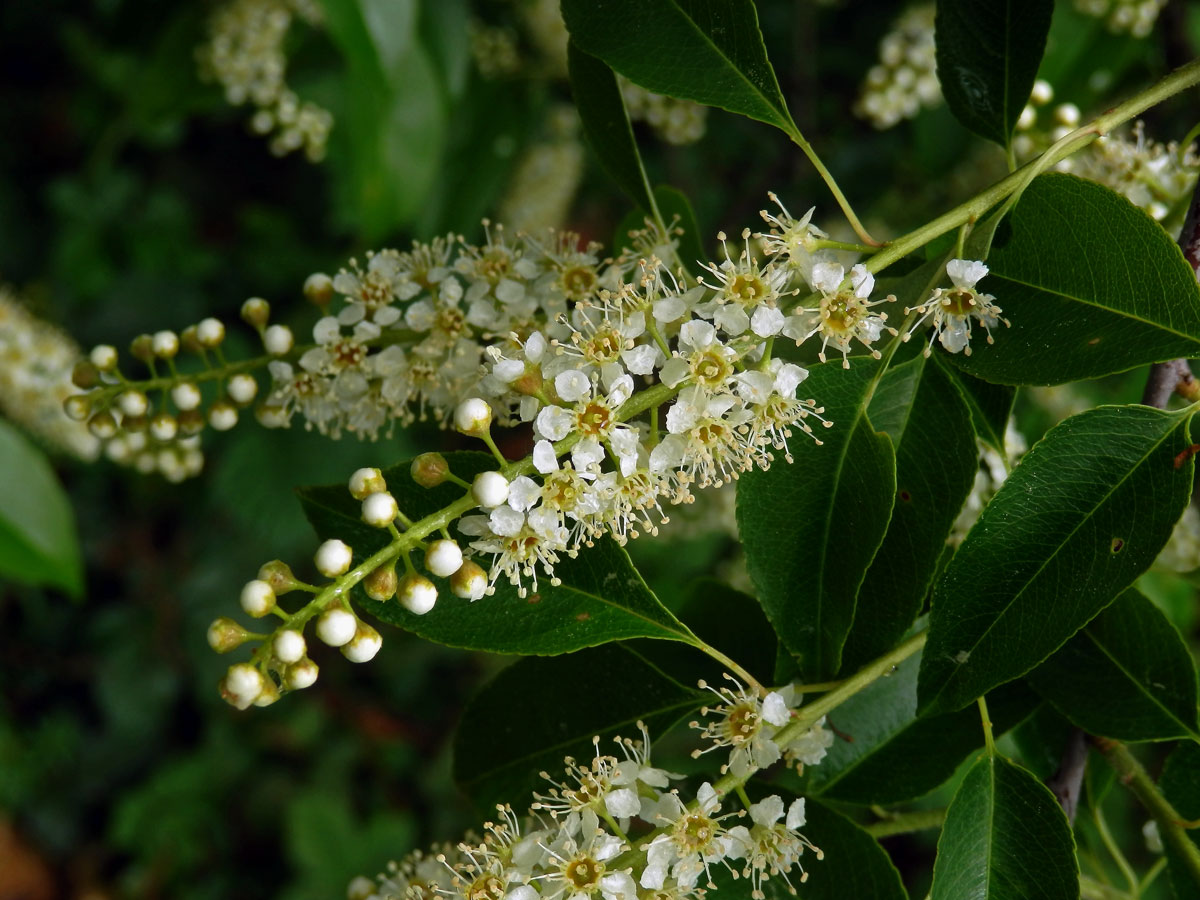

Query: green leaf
[[931, 754, 1078, 900], [1026, 588, 1200, 741], [1160, 743, 1200, 900], [918, 404, 1195, 716], [935, 0, 1053, 148], [707, 796, 906, 900], [0, 420, 82, 597], [452, 643, 705, 811], [560, 0, 796, 135], [297, 452, 697, 655], [568, 41, 658, 216], [950, 174, 1200, 385], [805, 646, 1036, 805], [840, 355, 978, 672], [936, 355, 1016, 455], [737, 360, 897, 681]]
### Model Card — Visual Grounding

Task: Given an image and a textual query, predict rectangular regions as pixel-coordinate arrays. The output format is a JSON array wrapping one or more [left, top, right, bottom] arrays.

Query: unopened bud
[[207, 616, 252, 653], [453, 397, 493, 436], [316, 607, 358, 646], [220, 663, 265, 710], [240, 297, 271, 328], [285, 658, 319, 690], [152, 330, 179, 359], [315, 539, 353, 577], [304, 273, 334, 306], [180, 325, 202, 354], [362, 562, 397, 603], [258, 559, 300, 594], [450, 560, 488, 600], [171, 382, 202, 411], [90, 344, 119, 371], [63, 394, 92, 422], [177, 408, 205, 435], [263, 324, 294, 355], [341, 622, 382, 663], [273, 629, 307, 664], [227, 373, 259, 405], [424, 539, 464, 578], [348, 467, 386, 500], [253, 679, 281, 707], [149, 412, 178, 442], [472, 471, 509, 509], [71, 360, 100, 389], [208, 400, 238, 431], [88, 411, 119, 440], [196, 317, 226, 348], [130, 334, 154, 362], [239, 579, 276, 617], [410, 452, 449, 488], [398, 573, 438, 615], [362, 491, 399, 527], [117, 390, 149, 418]]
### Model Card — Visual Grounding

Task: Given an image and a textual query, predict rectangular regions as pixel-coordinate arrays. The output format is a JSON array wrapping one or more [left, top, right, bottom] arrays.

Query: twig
[[1046, 727, 1089, 825]]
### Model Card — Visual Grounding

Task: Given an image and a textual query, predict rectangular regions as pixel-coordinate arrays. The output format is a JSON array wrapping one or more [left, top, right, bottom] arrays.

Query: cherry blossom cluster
[[348, 722, 823, 900], [1074, 0, 1166, 38], [197, 0, 332, 161], [620, 79, 709, 146], [854, 4, 940, 130]]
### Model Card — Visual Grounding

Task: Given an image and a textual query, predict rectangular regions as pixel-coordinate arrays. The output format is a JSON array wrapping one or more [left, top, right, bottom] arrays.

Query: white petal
[[607, 374, 634, 407], [533, 439, 559, 474], [313, 316, 341, 344], [762, 691, 791, 726], [810, 261, 844, 294], [773, 362, 809, 397], [507, 476, 541, 511], [714, 304, 750, 336], [750, 794, 785, 827], [653, 296, 686, 323], [621, 344, 661, 375], [524, 331, 547, 362], [571, 436, 605, 470], [679, 319, 715, 350], [489, 506, 525, 537], [849, 263, 874, 298], [606, 787, 641, 819], [660, 357, 691, 388], [555, 369, 592, 402], [535, 405, 574, 441], [946, 258, 988, 290], [750, 305, 785, 337], [786, 797, 807, 830]]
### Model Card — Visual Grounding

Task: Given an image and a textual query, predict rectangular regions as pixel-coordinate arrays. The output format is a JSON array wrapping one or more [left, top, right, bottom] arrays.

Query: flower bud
[[121, 413, 147, 433], [315, 539, 353, 577], [177, 408, 205, 435], [117, 390, 149, 418], [239, 579, 276, 617], [180, 325, 202, 354], [472, 471, 509, 509], [149, 412, 178, 442], [362, 491, 399, 527], [63, 394, 92, 422], [88, 411, 119, 440], [398, 573, 437, 615], [263, 323, 294, 355], [208, 400, 238, 431], [363, 562, 398, 602], [316, 607, 357, 646], [273, 629, 307, 664], [410, 452, 449, 488], [129, 334, 154, 363], [253, 679, 281, 707], [341, 622, 382, 663], [348, 467, 386, 500], [285, 658, 319, 690], [90, 344, 119, 371], [71, 360, 100, 389], [424, 539, 464, 578], [453, 397, 493, 436], [256, 404, 288, 428], [450, 559, 488, 600], [152, 330, 179, 359], [304, 273, 334, 306], [220, 663, 264, 710], [258, 559, 300, 594], [195, 317, 226, 348], [241, 297, 271, 328], [227, 373, 259, 405], [513, 368, 544, 397], [207, 616, 253, 653], [171, 382, 202, 411]]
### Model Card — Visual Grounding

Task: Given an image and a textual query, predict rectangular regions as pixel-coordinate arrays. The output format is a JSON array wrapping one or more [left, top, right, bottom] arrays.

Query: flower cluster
[[197, 0, 332, 161], [349, 722, 823, 900], [0, 285, 99, 461], [620, 79, 709, 146], [1074, 0, 1166, 37], [497, 107, 586, 234], [854, 4, 940, 130]]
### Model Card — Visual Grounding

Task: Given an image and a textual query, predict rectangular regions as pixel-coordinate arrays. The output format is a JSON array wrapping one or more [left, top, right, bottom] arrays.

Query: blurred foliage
[[1, 0, 1199, 898]]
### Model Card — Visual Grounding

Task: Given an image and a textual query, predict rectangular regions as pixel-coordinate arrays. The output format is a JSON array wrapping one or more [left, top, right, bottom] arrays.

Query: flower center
[[679, 813, 716, 851], [820, 294, 863, 334], [562, 265, 598, 300], [577, 401, 614, 436], [942, 288, 976, 317], [331, 339, 367, 368], [723, 701, 761, 745], [729, 272, 768, 304], [436, 306, 467, 337], [465, 874, 505, 900], [582, 326, 623, 363], [692, 349, 732, 387], [359, 271, 393, 307], [479, 250, 512, 285], [565, 856, 603, 890]]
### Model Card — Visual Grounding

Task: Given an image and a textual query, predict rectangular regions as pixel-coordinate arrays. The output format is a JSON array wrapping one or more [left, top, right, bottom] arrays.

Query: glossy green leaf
[[0, 420, 82, 597], [937, 355, 1016, 455], [1027, 588, 1200, 741], [950, 174, 1200, 385], [736, 360, 897, 681], [560, 0, 796, 135], [568, 41, 657, 216], [707, 796, 906, 900], [840, 355, 977, 672], [1160, 743, 1200, 900], [805, 647, 1036, 805], [918, 404, 1194, 716], [298, 452, 696, 655], [932, 754, 1078, 900], [452, 643, 705, 811], [935, 0, 1053, 147]]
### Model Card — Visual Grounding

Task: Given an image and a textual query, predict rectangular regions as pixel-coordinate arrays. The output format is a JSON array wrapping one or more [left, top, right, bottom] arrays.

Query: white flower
[[786, 262, 895, 367], [903, 258, 1009, 356]]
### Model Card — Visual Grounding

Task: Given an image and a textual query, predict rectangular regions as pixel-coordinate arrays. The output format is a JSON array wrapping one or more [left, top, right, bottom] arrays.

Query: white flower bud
[[361, 491, 399, 527], [263, 324, 294, 355], [208, 401, 238, 431], [304, 273, 334, 305], [348, 876, 376, 900], [348, 466, 386, 499], [152, 330, 179, 358], [472, 471, 509, 509], [90, 344, 118, 371], [196, 317, 226, 348], [450, 560, 488, 600], [285, 658, 319, 690], [1030, 78, 1053, 106], [64, 395, 92, 422], [207, 616, 251, 653], [1055, 103, 1080, 127], [227, 373, 259, 405], [117, 390, 149, 418], [149, 412, 178, 442], [239, 579, 276, 617], [273, 629, 307, 664], [316, 607, 358, 646], [341, 623, 382, 663], [453, 397, 493, 435], [315, 538, 353, 577], [253, 681, 281, 707], [424, 539, 464, 578], [398, 573, 438, 615], [171, 382, 202, 411], [220, 663, 264, 710], [241, 297, 271, 327], [88, 412, 119, 440]]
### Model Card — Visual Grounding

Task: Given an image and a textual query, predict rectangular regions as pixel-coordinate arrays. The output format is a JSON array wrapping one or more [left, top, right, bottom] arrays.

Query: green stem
[[1093, 798, 1139, 897], [978, 696, 996, 757], [1079, 875, 1133, 900], [1094, 737, 1200, 894], [686, 636, 766, 696], [864, 808, 946, 838], [787, 130, 879, 246]]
